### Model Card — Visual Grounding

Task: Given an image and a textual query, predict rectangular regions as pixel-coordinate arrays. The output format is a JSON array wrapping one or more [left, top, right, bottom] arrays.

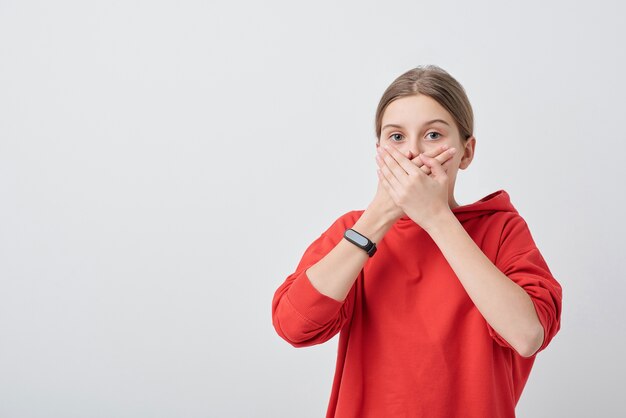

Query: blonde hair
[[375, 65, 474, 143]]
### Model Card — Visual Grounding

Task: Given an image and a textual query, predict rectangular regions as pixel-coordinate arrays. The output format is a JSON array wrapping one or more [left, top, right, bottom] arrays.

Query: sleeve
[[271, 212, 359, 348], [487, 215, 563, 355]]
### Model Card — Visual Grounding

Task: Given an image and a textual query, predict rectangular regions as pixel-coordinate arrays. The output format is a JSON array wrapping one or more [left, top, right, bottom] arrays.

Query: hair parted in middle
[[375, 65, 474, 144]]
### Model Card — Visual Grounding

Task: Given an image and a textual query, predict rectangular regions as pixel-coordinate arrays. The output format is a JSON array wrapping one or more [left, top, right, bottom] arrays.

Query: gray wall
[[1, 0, 624, 417]]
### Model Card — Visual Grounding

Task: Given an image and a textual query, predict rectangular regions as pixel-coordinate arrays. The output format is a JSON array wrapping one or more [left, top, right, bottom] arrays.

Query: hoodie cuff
[[286, 271, 344, 326]]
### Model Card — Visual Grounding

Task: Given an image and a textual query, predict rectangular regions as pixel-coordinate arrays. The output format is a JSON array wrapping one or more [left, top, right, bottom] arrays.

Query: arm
[[376, 146, 561, 358], [271, 215, 357, 348], [272, 145, 457, 347], [306, 204, 395, 301], [271, 204, 395, 348], [310, 145, 459, 301], [424, 211, 545, 358]]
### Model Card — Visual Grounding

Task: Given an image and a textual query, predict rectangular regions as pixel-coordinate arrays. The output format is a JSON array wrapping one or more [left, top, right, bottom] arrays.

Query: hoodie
[[272, 190, 562, 418]]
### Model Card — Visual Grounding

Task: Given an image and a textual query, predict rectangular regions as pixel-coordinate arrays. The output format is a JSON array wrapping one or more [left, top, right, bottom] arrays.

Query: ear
[[459, 136, 476, 170]]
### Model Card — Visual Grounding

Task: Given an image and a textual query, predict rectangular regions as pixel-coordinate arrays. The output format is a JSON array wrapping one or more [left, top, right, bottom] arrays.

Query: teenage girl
[[272, 65, 562, 418]]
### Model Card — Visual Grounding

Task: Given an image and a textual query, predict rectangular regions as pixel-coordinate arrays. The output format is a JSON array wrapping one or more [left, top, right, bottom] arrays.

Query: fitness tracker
[[343, 228, 377, 257]]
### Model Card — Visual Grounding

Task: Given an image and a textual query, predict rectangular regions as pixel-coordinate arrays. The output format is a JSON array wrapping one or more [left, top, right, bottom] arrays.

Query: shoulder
[[472, 189, 531, 234], [494, 212, 543, 265]]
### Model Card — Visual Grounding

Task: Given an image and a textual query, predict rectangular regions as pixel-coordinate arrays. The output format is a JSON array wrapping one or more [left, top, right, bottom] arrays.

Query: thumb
[[419, 153, 446, 179]]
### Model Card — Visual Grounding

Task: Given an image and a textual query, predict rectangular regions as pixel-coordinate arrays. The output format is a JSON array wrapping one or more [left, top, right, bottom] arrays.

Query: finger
[[425, 144, 450, 160], [410, 145, 448, 168], [381, 145, 420, 177], [436, 147, 457, 166], [376, 147, 408, 186], [376, 168, 401, 203], [376, 154, 405, 191], [419, 153, 448, 181], [411, 154, 428, 174], [412, 147, 457, 174]]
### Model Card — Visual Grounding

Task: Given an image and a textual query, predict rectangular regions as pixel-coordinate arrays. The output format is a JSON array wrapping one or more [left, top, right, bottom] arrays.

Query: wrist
[[422, 208, 456, 235], [365, 200, 401, 225], [352, 206, 396, 244]]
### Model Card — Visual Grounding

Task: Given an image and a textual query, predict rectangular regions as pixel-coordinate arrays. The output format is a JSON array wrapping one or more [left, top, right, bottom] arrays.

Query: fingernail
[[449, 148, 457, 155]]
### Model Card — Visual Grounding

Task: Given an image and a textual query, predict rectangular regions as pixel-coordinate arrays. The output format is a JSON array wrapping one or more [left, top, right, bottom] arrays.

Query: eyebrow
[[382, 119, 451, 131]]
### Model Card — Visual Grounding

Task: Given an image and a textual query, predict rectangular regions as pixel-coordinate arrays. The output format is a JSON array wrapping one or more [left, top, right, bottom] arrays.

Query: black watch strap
[[343, 228, 377, 257]]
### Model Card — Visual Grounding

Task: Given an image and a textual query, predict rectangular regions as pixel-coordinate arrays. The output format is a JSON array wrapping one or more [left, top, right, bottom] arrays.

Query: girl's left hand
[[375, 144, 454, 229]]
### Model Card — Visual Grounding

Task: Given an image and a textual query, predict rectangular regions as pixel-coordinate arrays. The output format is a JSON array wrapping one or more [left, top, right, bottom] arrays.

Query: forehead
[[382, 94, 454, 126]]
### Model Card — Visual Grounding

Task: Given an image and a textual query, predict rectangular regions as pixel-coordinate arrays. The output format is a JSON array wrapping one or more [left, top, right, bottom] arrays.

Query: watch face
[[346, 229, 368, 247]]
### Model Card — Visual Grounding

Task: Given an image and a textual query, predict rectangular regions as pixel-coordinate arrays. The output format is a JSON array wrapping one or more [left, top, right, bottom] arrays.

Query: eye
[[426, 131, 441, 140], [389, 133, 404, 142]]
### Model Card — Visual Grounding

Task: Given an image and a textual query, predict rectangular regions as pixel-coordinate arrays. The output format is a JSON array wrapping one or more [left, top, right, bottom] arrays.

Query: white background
[[1, 1, 624, 417]]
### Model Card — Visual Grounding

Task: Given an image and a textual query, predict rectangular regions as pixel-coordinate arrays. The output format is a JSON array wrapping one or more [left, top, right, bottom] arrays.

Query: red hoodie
[[272, 190, 562, 418]]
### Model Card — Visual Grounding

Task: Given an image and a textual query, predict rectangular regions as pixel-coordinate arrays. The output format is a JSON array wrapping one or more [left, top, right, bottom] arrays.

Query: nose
[[407, 137, 422, 160]]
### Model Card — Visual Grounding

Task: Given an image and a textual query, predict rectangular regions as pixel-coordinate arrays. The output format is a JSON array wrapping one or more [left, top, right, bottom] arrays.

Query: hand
[[375, 144, 455, 228], [408, 144, 454, 176], [368, 145, 457, 224]]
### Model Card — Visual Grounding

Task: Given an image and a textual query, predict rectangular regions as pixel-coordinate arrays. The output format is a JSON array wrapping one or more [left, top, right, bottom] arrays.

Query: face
[[377, 94, 476, 207]]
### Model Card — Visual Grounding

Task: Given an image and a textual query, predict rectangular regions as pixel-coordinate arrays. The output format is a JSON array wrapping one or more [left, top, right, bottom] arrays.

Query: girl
[[272, 65, 562, 418]]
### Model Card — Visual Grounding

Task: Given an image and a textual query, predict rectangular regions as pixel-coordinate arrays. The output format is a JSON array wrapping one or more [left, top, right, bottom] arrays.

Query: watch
[[343, 228, 377, 257]]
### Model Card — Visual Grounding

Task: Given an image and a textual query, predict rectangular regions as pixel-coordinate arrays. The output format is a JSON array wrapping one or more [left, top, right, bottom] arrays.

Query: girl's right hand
[[368, 145, 457, 223]]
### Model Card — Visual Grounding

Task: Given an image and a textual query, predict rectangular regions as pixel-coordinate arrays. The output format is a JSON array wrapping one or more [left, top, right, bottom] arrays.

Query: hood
[[397, 189, 518, 226], [451, 189, 518, 222]]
